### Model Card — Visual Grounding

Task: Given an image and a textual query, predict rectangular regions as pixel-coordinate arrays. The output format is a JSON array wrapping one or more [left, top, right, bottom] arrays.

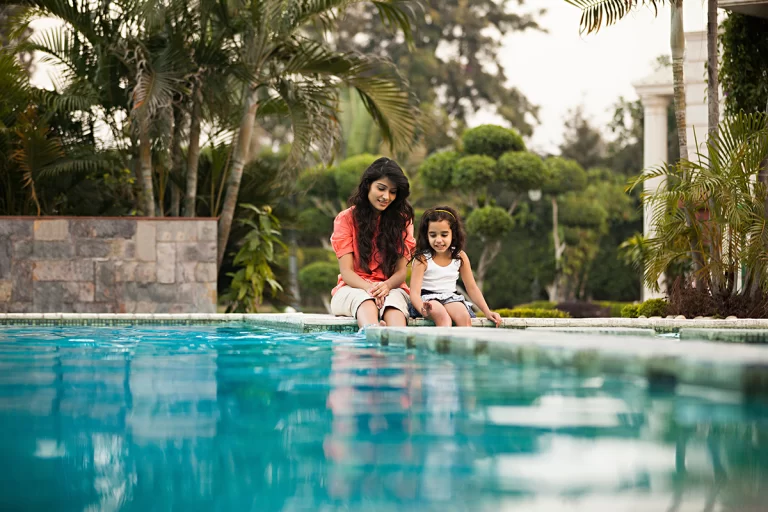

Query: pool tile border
[[0, 313, 246, 326], [4, 313, 768, 336]]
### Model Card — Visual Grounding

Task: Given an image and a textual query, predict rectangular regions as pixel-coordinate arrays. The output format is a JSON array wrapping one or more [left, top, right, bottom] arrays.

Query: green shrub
[[496, 151, 546, 193], [637, 298, 668, 317], [418, 151, 458, 192], [453, 155, 497, 190], [465, 205, 514, 240], [334, 153, 379, 201], [559, 195, 608, 229], [462, 125, 525, 159], [543, 157, 587, 195], [621, 304, 639, 318], [299, 261, 339, 296], [299, 247, 336, 266], [495, 308, 570, 318], [596, 301, 633, 318], [515, 300, 557, 310]]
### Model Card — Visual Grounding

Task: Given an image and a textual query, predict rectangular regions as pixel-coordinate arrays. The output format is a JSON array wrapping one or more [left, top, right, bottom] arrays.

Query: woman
[[330, 157, 415, 328]]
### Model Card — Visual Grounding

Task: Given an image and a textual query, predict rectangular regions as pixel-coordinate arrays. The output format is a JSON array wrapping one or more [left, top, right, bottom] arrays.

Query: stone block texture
[[0, 218, 217, 313]]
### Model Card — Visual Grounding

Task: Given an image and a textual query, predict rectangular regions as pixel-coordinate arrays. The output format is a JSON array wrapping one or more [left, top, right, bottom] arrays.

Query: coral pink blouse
[[330, 207, 416, 295]]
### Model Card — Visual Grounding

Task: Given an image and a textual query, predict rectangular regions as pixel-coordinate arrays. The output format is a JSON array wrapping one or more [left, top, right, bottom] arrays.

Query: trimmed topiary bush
[[495, 308, 570, 318], [418, 151, 458, 192], [465, 205, 514, 240], [462, 125, 525, 159], [637, 298, 668, 317], [496, 151, 546, 192], [543, 157, 588, 196], [453, 155, 497, 190]]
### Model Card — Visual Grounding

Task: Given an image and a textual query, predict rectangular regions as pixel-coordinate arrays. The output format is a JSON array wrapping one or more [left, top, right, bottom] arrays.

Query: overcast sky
[[30, 1, 710, 155], [495, 0, 709, 153]]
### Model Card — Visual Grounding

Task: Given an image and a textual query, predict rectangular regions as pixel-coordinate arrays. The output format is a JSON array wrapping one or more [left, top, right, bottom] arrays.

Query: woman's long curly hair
[[348, 157, 414, 277], [413, 205, 465, 265]]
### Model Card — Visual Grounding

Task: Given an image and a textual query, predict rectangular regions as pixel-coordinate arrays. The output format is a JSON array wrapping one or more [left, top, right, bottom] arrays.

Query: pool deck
[[2, 312, 768, 394], [6, 312, 768, 338]]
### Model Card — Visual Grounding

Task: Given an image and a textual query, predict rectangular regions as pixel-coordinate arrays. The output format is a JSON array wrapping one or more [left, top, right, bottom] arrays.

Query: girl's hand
[[369, 282, 391, 300], [487, 311, 502, 327]]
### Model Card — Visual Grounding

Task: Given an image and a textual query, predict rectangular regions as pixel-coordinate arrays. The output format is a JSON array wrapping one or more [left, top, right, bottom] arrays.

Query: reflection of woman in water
[[323, 341, 422, 501]]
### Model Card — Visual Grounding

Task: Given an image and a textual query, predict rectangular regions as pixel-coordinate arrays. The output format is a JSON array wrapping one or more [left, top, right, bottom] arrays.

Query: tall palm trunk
[[707, 0, 723, 294], [217, 87, 259, 268], [707, 0, 719, 141], [170, 106, 184, 217], [670, 1, 688, 163], [138, 112, 155, 217], [671, 0, 706, 281], [185, 85, 202, 217]]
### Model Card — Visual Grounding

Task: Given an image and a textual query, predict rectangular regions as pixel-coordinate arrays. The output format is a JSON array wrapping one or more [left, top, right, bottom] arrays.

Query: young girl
[[329, 157, 416, 329], [409, 206, 502, 327]]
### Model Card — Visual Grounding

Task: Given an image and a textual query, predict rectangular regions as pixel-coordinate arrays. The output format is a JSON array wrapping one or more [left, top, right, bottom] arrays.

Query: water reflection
[[0, 326, 765, 511]]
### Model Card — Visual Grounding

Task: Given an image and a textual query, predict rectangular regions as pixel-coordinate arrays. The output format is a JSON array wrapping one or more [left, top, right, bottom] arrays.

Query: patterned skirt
[[407, 289, 476, 319]]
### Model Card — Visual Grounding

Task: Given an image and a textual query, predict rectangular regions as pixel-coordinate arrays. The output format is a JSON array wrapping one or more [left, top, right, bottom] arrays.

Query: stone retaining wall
[[0, 217, 217, 313]]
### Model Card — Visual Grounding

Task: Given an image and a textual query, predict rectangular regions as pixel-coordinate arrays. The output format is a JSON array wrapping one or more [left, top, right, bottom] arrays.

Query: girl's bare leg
[[444, 302, 471, 327], [427, 301, 451, 327]]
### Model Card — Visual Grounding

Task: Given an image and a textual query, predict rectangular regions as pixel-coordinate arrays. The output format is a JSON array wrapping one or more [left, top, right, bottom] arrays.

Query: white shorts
[[330, 286, 410, 319]]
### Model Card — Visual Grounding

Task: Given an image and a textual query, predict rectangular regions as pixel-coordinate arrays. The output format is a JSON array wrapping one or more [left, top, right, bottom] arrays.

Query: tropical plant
[[0, 48, 113, 215], [629, 112, 768, 303], [223, 204, 285, 312], [214, 0, 420, 268]]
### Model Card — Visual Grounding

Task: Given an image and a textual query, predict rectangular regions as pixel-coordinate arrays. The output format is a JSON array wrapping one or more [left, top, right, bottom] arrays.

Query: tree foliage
[[720, 12, 768, 115], [334, 0, 544, 151]]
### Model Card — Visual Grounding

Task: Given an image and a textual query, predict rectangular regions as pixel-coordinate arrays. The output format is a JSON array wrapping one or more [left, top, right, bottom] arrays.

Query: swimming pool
[[0, 325, 766, 511]]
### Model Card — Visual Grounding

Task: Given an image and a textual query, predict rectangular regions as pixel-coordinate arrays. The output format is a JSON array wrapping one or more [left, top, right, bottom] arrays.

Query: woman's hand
[[486, 311, 502, 327], [369, 281, 391, 300]]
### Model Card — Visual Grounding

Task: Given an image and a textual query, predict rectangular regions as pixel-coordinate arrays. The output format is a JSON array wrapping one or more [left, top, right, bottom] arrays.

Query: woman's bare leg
[[382, 307, 407, 326], [356, 299, 380, 328]]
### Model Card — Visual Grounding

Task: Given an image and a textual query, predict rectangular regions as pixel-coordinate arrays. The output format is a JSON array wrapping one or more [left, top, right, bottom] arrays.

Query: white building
[[632, 1, 768, 301]]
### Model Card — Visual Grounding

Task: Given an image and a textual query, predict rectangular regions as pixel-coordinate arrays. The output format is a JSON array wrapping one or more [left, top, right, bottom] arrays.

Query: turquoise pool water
[[0, 325, 766, 511]]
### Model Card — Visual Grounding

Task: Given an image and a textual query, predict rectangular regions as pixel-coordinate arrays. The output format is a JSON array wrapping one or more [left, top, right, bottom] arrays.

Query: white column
[[641, 94, 670, 301]]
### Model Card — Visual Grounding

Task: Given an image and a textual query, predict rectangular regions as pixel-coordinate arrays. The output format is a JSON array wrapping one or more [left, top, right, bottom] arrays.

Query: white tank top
[[420, 253, 461, 294]]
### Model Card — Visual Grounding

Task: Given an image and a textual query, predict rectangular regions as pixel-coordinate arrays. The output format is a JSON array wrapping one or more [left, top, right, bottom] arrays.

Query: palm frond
[[564, 0, 665, 34]]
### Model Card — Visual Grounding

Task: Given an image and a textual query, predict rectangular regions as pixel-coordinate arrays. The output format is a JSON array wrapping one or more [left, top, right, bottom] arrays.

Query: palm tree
[[565, 0, 688, 160], [629, 112, 768, 299], [214, 0, 419, 267], [565, 0, 708, 279]]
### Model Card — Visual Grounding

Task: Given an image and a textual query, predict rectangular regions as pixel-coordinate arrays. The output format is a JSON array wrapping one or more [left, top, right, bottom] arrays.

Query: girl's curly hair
[[413, 205, 465, 265], [348, 157, 414, 276]]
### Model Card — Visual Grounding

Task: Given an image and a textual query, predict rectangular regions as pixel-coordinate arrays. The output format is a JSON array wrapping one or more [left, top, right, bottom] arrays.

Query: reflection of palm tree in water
[[668, 423, 768, 512], [667, 426, 726, 512]]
